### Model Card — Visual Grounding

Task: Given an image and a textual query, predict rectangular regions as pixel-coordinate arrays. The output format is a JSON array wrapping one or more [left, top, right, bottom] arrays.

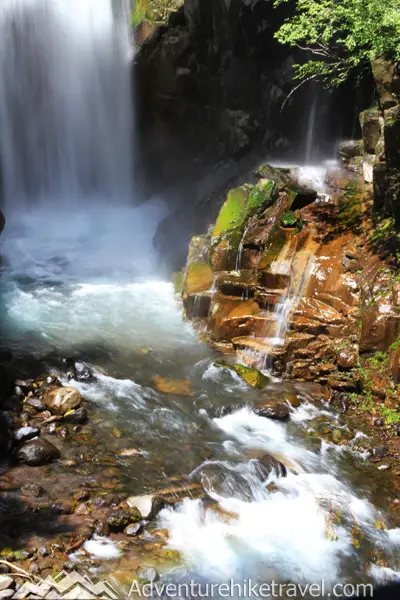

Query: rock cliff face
[[347, 57, 400, 220], [136, 0, 369, 272], [135, 0, 362, 194]]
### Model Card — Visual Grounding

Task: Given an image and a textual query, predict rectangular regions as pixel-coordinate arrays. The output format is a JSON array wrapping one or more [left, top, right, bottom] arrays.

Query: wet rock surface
[[17, 438, 60, 467]]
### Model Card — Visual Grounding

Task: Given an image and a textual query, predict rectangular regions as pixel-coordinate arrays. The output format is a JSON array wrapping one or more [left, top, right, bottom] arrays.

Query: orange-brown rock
[[360, 305, 400, 352], [183, 263, 213, 297], [209, 294, 260, 340], [337, 348, 358, 369], [152, 377, 193, 397]]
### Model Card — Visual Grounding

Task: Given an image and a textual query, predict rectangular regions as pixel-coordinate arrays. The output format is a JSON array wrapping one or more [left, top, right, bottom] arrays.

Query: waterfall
[[304, 92, 317, 164], [0, 0, 133, 208]]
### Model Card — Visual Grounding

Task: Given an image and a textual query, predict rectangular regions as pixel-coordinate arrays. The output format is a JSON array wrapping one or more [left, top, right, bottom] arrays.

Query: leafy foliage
[[132, 0, 182, 27], [275, 0, 400, 86]]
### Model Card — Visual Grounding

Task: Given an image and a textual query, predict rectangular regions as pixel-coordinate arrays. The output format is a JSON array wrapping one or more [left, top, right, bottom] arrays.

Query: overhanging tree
[[275, 0, 400, 87]]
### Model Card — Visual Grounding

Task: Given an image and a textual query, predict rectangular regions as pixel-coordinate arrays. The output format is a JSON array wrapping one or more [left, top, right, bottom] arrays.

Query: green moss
[[389, 336, 400, 352], [247, 179, 278, 212], [280, 211, 298, 228], [380, 406, 400, 424], [132, 0, 182, 27], [213, 180, 277, 241], [233, 363, 270, 389], [369, 351, 388, 369], [214, 360, 270, 389], [213, 186, 249, 238], [337, 188, 363, 231]]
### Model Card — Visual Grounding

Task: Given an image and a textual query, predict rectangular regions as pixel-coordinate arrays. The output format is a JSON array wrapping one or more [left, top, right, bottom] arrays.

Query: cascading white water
[[0, 0, 133, 207]]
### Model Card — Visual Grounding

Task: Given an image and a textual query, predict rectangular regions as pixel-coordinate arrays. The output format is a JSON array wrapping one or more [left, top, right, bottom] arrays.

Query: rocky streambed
[[0, 160, 400, 595], [0, 283, 400, 593]]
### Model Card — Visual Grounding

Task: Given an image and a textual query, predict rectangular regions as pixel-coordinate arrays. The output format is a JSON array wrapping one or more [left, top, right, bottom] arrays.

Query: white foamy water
[[159, 407, 398, 587]]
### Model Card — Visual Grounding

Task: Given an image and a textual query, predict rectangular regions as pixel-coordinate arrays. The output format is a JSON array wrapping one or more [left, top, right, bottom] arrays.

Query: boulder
[[124, 523, 143, 537], [254, 401, 290, 420], [215, 361, 270, 389], [384, 104, 400, 167], [107, 506, 141, 531], [25, 396, 46, 412], [360, 110, 384, 154], [362, 154, 375, 184], [210, 181, 278, 271], [126, 494, 164, 520], [17, 438, 60, 466], [68, 361, 95, 382], [337, 348, 358, 369], [43, 386, 81, 415], [13, 426, 39, 443], [339, 140, 363, 163], [255, 454, 287, 479], [63, 406, 87, 424]]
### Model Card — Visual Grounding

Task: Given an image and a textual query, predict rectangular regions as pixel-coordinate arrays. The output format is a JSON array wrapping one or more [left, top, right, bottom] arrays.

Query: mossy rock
[[184, 262, 213, 297], [213, 186, 250, 238], [213, 180, 277, 240], [214, 360, 270, 389], [255, 164, 293, 188], [247, 179, 278, 212], [280, 211, 298, 228], [210, 180, 278, 270]]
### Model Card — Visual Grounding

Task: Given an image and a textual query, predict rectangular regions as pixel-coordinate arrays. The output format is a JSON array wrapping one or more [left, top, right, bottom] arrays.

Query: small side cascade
[[235, 222, 251, 272], [181, 162, 327, 373]]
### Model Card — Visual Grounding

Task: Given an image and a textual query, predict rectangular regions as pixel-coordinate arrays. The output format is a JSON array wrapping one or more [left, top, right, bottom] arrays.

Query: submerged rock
[[215, 361, 270, 389], [44, 386, 82, 415], [255, 454, 287, 479], [152, 376, 193, 397], [17, 438, 60, 466]]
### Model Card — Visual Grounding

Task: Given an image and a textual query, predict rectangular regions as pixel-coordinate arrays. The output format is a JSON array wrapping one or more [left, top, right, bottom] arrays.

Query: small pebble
[[377, 464, 391, 471]]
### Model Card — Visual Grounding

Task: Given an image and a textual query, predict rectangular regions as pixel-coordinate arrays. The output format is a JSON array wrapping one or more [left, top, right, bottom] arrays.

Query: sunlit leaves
[[275, 0, 400, 86]]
